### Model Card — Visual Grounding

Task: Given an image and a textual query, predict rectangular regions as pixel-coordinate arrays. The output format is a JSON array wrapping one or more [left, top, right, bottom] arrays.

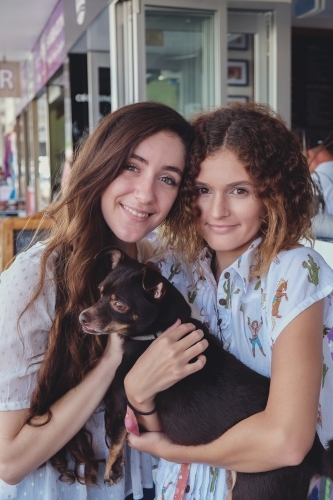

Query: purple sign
[[33, 34, 47, 94], [33, 0, 65, 95]]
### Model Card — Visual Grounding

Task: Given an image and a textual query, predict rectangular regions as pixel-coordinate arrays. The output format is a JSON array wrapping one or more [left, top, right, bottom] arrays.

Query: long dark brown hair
[[23, 102, 193, 484], [160, 102, 314, 276]]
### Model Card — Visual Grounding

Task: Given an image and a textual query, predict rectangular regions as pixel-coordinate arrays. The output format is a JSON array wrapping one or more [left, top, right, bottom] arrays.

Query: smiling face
[[196, 148, 264, 272], [101, 131, 185, 249]]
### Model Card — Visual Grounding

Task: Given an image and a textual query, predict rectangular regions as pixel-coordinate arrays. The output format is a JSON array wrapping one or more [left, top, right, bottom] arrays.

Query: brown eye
[[110, 298, 129, 313]]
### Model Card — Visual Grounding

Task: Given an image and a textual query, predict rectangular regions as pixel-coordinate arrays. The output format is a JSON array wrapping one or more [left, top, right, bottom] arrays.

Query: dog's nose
[[79, 311, 91, 325]]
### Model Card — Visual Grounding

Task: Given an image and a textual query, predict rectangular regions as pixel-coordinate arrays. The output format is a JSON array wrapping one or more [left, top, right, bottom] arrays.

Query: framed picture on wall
[[227, 60, 248, 86], [228, 33, 248, 50], [227, 95, 249, 103]]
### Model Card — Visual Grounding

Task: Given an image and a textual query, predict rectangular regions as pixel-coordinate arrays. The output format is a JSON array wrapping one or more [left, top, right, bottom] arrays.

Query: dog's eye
[[110, 298, 129, 313]]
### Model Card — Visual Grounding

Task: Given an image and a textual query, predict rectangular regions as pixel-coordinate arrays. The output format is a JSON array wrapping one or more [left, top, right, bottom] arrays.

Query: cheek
[[158, 188, 179, 216]]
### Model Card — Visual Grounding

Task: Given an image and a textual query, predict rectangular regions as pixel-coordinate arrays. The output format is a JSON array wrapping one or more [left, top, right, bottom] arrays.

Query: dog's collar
[[129, 331, 163, 341]]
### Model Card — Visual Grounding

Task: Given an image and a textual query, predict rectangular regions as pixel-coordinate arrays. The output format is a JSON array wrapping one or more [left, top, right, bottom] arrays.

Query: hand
[[124, 320, 208, 407], [102, 332, 124, 368], [127, 431, 188, 464]]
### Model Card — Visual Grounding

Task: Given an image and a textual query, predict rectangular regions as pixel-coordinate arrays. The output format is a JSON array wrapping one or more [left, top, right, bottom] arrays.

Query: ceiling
[[0, 0, 59, 61], [0, 0, 333, 63]]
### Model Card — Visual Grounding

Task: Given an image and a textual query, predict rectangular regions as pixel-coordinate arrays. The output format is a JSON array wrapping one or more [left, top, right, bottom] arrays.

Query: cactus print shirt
[[151, 237, 333, 500]]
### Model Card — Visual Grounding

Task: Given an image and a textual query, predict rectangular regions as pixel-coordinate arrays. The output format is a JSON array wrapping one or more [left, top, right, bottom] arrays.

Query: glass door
[[109, 0, 224, 117], [145, 8, 215, 118]]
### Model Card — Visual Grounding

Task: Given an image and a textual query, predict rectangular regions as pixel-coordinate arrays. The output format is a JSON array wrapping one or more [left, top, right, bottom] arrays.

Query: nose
[[210, 193, 230, 219], [79, 310, 92, 325], [134, 176, 156, 205]]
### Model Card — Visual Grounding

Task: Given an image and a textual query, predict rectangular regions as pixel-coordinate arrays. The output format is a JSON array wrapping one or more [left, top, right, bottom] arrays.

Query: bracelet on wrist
[[126, 398, 157, 416]]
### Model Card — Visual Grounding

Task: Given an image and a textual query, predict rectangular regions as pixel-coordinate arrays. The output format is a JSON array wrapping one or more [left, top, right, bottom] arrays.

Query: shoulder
[[1, 242, 55, 282], [0, 242, 57, 318], [265, 245, 333, 300]]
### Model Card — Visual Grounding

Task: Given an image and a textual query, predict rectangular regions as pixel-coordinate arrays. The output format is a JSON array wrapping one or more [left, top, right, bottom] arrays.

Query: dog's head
[[79, 248, 176, 337]]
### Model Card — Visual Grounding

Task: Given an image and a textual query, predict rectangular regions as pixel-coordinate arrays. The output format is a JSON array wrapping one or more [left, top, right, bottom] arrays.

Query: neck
[[309, 148, 333, 172], [212, 252, 237, 280], [112, 238, 137, 260]]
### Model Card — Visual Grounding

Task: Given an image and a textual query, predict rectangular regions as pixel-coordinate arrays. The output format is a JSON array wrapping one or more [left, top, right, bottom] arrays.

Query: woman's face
[[101, 131, 185, 243], [195, 148, 264, 262]]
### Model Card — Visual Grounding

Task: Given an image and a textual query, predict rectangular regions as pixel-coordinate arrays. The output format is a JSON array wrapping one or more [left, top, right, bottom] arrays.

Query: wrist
[[125, 391, 156, 413], [98, 353, 122, 382], [124, 374, 156, 407], [126, 398, 157, 416]]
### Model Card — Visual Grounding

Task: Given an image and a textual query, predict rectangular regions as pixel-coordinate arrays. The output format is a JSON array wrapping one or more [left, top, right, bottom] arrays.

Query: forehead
[[133, 131, 185, 165], [198, 149, 250, 183]]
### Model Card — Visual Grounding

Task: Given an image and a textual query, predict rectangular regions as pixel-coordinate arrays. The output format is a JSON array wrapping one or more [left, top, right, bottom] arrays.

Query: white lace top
[[0, 240, 155, 500]]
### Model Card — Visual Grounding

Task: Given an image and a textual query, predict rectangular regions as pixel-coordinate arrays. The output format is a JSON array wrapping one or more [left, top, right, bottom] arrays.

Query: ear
[[142, 266, 166, 302], [110, 249, 124, 269], [94, 247, 124, 269], [146, 261, 162, 274]]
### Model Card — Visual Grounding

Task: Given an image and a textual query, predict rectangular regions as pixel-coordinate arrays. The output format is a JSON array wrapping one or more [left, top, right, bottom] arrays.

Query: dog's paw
[[104, 455, 125, 486]]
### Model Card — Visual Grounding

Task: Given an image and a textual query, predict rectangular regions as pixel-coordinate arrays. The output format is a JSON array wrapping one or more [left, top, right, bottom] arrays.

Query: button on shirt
[[151, 237, 333, 500]]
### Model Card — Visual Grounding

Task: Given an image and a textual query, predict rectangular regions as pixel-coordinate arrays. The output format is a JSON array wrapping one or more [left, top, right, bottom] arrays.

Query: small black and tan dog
[[79, 248, 333, 500]]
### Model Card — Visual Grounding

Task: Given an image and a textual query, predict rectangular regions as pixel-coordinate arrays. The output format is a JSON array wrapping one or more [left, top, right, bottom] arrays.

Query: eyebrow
[[130, 154, 183, 176], [195, 180, 253, 188]]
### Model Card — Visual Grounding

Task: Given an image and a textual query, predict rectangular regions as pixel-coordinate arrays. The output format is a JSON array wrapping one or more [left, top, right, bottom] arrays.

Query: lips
[[121, 204, 151, 218], [82, 325, 101, 335], [208, 224, 238, 233]]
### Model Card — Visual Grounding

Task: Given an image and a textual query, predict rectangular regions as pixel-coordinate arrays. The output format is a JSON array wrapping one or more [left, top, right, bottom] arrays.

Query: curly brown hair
[[159, 102, 314, 276], [22, 101, 193, 485]]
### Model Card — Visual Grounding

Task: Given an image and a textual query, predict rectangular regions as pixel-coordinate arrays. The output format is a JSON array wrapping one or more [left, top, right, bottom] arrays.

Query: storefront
[[7, 0, 291, 216]]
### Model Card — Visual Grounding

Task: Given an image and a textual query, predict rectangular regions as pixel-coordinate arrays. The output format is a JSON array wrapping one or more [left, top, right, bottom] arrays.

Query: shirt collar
[[230, 236, 262, 292], [198, 237, 262, 292]]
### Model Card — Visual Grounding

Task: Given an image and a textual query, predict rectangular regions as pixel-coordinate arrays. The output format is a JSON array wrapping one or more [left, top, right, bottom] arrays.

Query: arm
[[0, 332, 123, 485], [312, 213, 333, 238], [128, 300, 323, 471], [124, 320, 208, 431]]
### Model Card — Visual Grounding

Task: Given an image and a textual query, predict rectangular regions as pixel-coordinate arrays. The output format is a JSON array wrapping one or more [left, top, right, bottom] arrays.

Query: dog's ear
[[94, 247, 124, 269], [142, 266, 165, 302], [146, 261, 162, 274], [109, 249, 124, 269]]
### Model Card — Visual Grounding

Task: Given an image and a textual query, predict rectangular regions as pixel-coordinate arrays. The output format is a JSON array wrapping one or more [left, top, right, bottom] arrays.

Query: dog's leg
[[104, 425, 128, 485]]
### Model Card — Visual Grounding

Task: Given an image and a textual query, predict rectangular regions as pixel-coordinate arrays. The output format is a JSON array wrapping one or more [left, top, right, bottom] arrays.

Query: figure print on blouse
[[261, 288, 267, 309], [323, 361, 329, 388], [254, 277, 261, 290], [327, 327, 333, 362], [209, 467, 219, 493], [271, 278, 288, 328], [247, 316, 266, 358], [168, 263, 181, 282], [302, 254, 320, 285], [162, 481, 173, 500], [317, 404, 322, 427], [222, 277, 232, 309]]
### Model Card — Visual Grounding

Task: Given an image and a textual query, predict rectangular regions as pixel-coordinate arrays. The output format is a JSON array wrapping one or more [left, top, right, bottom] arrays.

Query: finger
[[183, 353, 207, 376], [163, 322, 197, 341], [176, 328, 205, 350], [158, 319, 181, 337], [183, 338, 209, 362]]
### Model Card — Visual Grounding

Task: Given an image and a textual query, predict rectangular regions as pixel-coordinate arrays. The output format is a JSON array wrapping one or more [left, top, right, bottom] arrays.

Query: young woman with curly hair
[[125, 103, 333, 500], [0, 101, 209, 500]]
